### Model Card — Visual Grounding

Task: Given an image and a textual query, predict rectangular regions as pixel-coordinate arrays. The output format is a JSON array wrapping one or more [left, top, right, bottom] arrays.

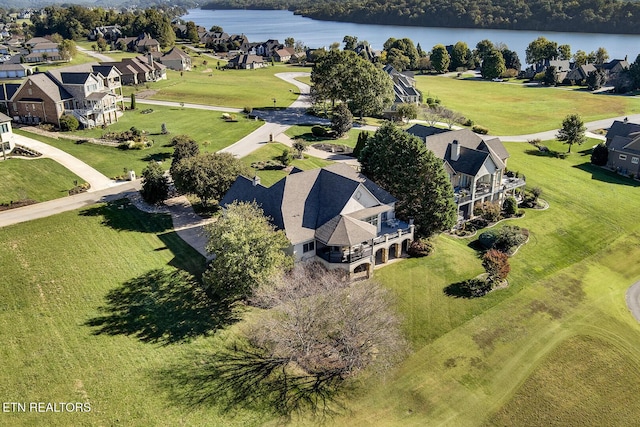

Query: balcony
[[501, 176, 526, 190]]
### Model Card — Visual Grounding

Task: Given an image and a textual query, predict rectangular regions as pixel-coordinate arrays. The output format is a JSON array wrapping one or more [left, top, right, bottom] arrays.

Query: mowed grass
[[416, 75, 640, 135], [137, 64, 311, 108], [0, 202, 272, 426], [15, 105, 260, 178], [325, 139, 640, 426], [284, 125, 367, 148], [241, 142, 333, 187], [0, 158, 85, 203]]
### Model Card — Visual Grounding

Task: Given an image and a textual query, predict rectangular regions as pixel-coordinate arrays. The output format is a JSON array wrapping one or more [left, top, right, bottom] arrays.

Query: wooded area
[[203, 0, 640, 34]]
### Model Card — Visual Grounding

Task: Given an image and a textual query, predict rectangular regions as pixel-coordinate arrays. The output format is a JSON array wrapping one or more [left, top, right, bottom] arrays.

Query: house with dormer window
[[407, 125, 526, 220], [220, 163, 415, 278]]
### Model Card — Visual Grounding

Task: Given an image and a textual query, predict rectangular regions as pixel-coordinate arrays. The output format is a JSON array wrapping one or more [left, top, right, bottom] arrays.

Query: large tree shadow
[[80, 199, 173, 233], [573, 162, 640, 187], [85, 269, 237, 345]]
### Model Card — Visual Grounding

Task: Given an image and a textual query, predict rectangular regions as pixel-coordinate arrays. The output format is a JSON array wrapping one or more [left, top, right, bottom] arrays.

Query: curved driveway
[[626, 281, 640, 323]]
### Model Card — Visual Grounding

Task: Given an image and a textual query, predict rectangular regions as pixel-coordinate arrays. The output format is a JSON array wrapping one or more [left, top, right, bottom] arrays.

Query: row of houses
[[524, 58, 629, 87], [0, 53, 168, 128]]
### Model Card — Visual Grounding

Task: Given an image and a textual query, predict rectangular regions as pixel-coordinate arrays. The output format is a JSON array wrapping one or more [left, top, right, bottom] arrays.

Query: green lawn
[[241, 142, 333, 187], [326, 139, 640, 426], [416, 75, 640, 135], [0, 201, 272, 426], [15, 105, 261, 178], [284, 125, 366, 148], [0, 158, 86, 204], [134, 64, 312, 109]]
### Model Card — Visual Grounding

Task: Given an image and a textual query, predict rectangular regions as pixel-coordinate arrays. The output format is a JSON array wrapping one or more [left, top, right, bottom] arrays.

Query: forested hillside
[[202, 0, 640, 34]]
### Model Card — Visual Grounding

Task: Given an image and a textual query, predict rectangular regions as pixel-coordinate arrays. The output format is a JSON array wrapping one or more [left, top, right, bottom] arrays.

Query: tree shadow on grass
[[80, 199, 173, 233], [86, 269, 238, 345], [443, 278, 490, 299], [141, 152, 172, 162], [573, 162, 640, 187], [157, 230, 207, 278]]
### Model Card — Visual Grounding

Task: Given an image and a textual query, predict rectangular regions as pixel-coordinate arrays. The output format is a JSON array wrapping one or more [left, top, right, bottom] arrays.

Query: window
[[364, 215, 378, 227], [633, 157, 639, 165], [381, 211, 388, 222], [303, 241, 315, 253], [619, 154, 627, 160], [0, 123, 8, 133]]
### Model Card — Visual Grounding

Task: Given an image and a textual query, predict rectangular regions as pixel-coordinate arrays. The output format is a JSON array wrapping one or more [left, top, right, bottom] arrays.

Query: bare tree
[[421, 104, 442, 126], [209, 263, 407, 416], [435, 105, 464, 129]]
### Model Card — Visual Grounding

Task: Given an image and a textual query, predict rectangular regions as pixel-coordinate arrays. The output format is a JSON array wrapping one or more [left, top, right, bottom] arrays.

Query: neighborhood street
[[3, 71, 640, 320]]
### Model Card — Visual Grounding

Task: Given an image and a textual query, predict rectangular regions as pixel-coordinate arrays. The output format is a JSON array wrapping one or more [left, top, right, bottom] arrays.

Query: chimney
[[147, 52, 153, 67], [252, 175, 261, 186], [451, 140, 460, 162]]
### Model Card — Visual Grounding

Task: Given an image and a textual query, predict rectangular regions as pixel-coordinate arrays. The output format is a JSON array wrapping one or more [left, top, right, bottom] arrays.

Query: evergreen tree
[[359, 122, 456, 237], [141, 162, 169, 204]]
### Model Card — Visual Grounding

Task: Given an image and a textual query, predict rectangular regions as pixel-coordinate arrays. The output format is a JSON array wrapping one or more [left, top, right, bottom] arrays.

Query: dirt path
[[626, 281, 640, 323]]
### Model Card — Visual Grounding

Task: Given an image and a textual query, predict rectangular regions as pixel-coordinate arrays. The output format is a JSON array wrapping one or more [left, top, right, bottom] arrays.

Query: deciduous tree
[[557, 114, 586, 153], [141, 161, 169, 204], [482, 249, 511, 284], [203, 201, 292, 304], [430, 44, 450, 73], [481, 49, 506, 79], [331, 102, 353, 137]]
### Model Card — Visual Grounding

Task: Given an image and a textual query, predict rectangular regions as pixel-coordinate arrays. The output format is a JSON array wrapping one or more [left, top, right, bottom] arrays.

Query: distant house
[[604, 119, 640, 178], [0, 112, 14, 157], [117, 33, 160, 53], [253, 39, 281, 57], [23, 41, 63, 63], [599, 59, 629, 88], [406, 125, 526, 220], [226, 54, 265, 70], [221, 163, 415, 278], [157, 47, 191, 71], [273, 47, 295, 63], [101, 54, 167, 85], [201, 31, 230, 47], [24, 37, 50, 47], [524, 59, 571, 81], [88, 25, 122, 42], [564, 64, 597, 85], [0, 64, 32, 79], [383, 65, 421, 117]]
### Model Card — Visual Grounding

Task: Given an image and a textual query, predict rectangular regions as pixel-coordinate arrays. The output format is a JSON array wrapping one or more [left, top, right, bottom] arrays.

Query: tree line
[[203, 0, 640, 35]]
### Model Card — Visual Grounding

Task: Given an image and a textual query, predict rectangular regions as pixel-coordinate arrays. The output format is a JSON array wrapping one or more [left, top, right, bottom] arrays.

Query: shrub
[[426, 97, 435, 106], [59, 114, 79, 132], [482, 249, 510, 284], [407, 238, 434, 257], [462, 278, 492, 298], [472, 125, 489, 134], [311, 125, 328, 137], [473, 201, 501, 222], [502, 196, 518, 216], [591, 143, 609, 166], [279, 148, 292, 167], [243, 106, 253, 114], [464, 118, 474, 127], [479, 225, 528, 254]]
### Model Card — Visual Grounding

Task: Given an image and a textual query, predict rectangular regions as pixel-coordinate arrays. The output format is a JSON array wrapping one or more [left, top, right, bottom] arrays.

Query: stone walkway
[[626, 280, 640, 323]]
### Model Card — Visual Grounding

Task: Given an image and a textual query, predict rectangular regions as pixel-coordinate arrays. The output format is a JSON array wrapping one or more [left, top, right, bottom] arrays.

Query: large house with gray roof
[[221, 163, 415, 278], [383, 65, 421, 117], [604, 119, 640, 178], [407, 125, 526, 220]]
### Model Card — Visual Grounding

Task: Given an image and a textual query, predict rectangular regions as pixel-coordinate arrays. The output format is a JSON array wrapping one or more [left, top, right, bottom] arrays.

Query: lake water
[[183, 8, 640, 64]]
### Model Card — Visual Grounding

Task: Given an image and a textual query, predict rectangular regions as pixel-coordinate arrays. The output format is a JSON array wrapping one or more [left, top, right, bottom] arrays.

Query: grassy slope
[[326, 140, 640, 426], [241, 142, 333, 187], [0, 202, 271, 426], [135, 62, 311, 109], [15, 105, 260, 178], [0, 158, 85, 204], [416, 76, 640, 135]]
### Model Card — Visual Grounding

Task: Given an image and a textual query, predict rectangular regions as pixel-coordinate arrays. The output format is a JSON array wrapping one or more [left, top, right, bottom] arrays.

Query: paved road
[[14, 133, 117, 191], [0, 180, 141, 228], [626, 281, 640, 323]]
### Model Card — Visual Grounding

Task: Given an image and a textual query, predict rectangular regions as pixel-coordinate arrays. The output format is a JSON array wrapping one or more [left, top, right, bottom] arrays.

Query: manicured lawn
[[284, 125, 367, 148], [416, 75, 640, 135], [326, 139, 640, 426], [241, 142, 333, 187], [15, 105, 260, 178], [0, 158, 85, 204], [134, 64, 312, 109], [0, 202, 272, 426]]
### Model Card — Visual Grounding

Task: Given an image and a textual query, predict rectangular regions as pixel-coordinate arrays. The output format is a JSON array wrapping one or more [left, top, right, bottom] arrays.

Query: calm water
[[184, 8, 640, 64]]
